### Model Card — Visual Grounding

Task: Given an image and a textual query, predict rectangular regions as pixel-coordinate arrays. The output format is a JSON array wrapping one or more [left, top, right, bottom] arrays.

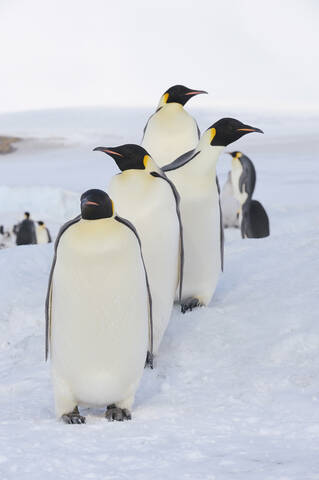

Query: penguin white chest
[[51, 219, 148, 414], [231, 159, 248, 205], [167, 171, 221, 305], [36, 227, 49, 244], [109, 173, 179, 353], [142, 104, 199, 167]]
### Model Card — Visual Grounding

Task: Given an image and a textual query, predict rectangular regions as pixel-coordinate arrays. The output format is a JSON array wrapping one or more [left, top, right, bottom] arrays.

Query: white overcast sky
[[0, 0, 318, 114]]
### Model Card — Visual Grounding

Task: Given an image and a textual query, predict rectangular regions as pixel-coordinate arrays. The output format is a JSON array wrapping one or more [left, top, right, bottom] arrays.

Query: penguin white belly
[[221, 180, 240, 228], [51, 220, 148, 416], [36, 227, 49, 244], [142, 105, 198, 167], [231, 160, 248, 205], [167, 172, 220, 305], [109, 174, 179, 354]]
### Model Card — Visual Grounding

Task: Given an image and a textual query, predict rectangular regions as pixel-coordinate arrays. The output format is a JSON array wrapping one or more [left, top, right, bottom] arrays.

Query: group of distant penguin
[[0, 212, 51, 248], [44, 85, 269, 424], [221, 151, 269, 238]]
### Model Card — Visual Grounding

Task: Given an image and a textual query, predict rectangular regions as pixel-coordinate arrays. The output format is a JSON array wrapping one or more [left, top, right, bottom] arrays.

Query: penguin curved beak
[[185, 90, 208, 96], [84, 200, 99, 206], [237, 126, 264, 134], [93, 147, 123, 157]]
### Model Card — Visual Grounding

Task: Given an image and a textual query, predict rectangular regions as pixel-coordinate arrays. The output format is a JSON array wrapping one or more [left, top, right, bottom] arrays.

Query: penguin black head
[[93, 144, 151, 172], [207, 118, 263, 147], [228, 151, 243, 158], [24, 211, 30, 219], [161, 85, 208, 106], [38, 221, 44, 226], [81, 189, 114, 220]]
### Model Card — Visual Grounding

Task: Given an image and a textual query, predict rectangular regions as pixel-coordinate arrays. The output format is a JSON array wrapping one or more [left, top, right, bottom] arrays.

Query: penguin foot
[[145, 350, 154, 369], [61, 406, 86, 424], [181, 297, 201, 314], [105, 404, 131, 422]]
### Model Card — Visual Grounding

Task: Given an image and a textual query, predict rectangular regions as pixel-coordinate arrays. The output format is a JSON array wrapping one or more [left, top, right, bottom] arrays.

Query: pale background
[[0, 0, 318, 114]]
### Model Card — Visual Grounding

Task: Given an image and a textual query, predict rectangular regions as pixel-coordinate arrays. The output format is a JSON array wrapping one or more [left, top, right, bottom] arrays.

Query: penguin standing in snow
[[141, 84, 207, 167], [15, 212, 36, 246], [228, 152, 269, 239], [162, 119, 263, 313], [35, 221, 52, 244], [228, 151, 256, 207], [46, 189, 152, 423], [220, 171, 240, 228], [93, 145, 183, 355]]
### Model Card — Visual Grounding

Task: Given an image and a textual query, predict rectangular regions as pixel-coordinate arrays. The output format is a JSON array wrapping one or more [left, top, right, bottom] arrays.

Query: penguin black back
[[241, 200, 270, 239]]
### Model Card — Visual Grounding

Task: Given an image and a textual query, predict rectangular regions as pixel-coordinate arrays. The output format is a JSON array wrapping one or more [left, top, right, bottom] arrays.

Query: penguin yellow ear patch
[[163, 93, 169, 104], [210, 128, 216, 142], [143, 155, 150, 168], [235, 152, 242, 159], [111, 199, 114, 215]]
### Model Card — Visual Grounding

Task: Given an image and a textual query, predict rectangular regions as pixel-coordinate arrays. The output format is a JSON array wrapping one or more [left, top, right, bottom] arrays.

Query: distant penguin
[[141, 84, 207, 167], [93, 144, 183, 355], [36, 221, 52, 244], [16, 212, 36, 246], [46, 189, 152, 423], [228, 151, 256, 206], [241, 200, 270, 239], [220, 171, 240, 228], [162, 118, 263, 313]]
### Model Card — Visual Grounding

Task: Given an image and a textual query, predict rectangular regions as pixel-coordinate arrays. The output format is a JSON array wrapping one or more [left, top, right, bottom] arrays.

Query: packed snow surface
[[0, 107, 318, 479]]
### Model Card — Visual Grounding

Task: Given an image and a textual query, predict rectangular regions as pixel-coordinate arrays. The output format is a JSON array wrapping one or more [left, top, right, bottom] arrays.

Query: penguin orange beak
[[93, 147, 123, 156], [85, 201, 99, 206], [237, 126, 264, 134], [185, 90, 208, 96]]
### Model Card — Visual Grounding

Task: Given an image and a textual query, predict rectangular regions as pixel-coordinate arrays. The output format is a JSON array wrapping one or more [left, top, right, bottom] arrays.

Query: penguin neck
[[193, 134, 224, 175], [157, 101, 184, 114]]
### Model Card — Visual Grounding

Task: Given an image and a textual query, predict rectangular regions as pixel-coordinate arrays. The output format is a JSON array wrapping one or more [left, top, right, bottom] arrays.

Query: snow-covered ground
[[0, 107, 318, 479]]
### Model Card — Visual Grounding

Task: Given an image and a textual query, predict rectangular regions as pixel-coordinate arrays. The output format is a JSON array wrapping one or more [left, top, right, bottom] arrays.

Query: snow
[[0, 107, 319, 479]]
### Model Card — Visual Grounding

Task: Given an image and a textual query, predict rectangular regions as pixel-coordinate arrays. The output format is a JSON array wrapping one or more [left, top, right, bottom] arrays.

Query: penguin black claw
[[61, 406, 86, 424], [181, 297, 201, 314], [105, 405, 132, 422]]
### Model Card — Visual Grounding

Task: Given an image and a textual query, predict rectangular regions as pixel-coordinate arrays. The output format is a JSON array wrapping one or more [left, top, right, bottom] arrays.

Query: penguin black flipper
[[150, 171, 184, 303], [239, 155, 256, 199], [45, 214, 82, 361], [162, 149, 199, 172], [115, 215, 154, 368], [196, 123, 201, 140], [216, 176, 224, 271], [241, 200, 270, 239]]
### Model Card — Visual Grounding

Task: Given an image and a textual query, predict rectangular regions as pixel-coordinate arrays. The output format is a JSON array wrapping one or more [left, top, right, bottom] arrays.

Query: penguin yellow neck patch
[[143, 155, 151, 168], [235, 152, 242, 159], [163, 93, 169, 104], [210, 128, 216, 142]]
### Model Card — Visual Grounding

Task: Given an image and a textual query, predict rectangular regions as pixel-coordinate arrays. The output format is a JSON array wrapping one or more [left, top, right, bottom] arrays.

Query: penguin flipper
[[239, 155, 256, 198], [216, 176, 224, 272], [162, 149, 199, 172], [45, 214, 82, 361], [115, 215, 153, 364], [150, 171, 184, 304]]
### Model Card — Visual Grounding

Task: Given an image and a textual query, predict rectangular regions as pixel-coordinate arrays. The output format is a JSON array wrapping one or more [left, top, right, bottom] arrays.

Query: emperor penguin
[[46, 189, 153, 423], [241, 199, 270, 239], [220, 171, 240, 228], [162, 118, 263, 313], [228, 151, 256, 207], [16, 212, 36, 245], [35, 221, 52, 244], [141, 84, 207, 167], [93, 145, 183, 356]]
